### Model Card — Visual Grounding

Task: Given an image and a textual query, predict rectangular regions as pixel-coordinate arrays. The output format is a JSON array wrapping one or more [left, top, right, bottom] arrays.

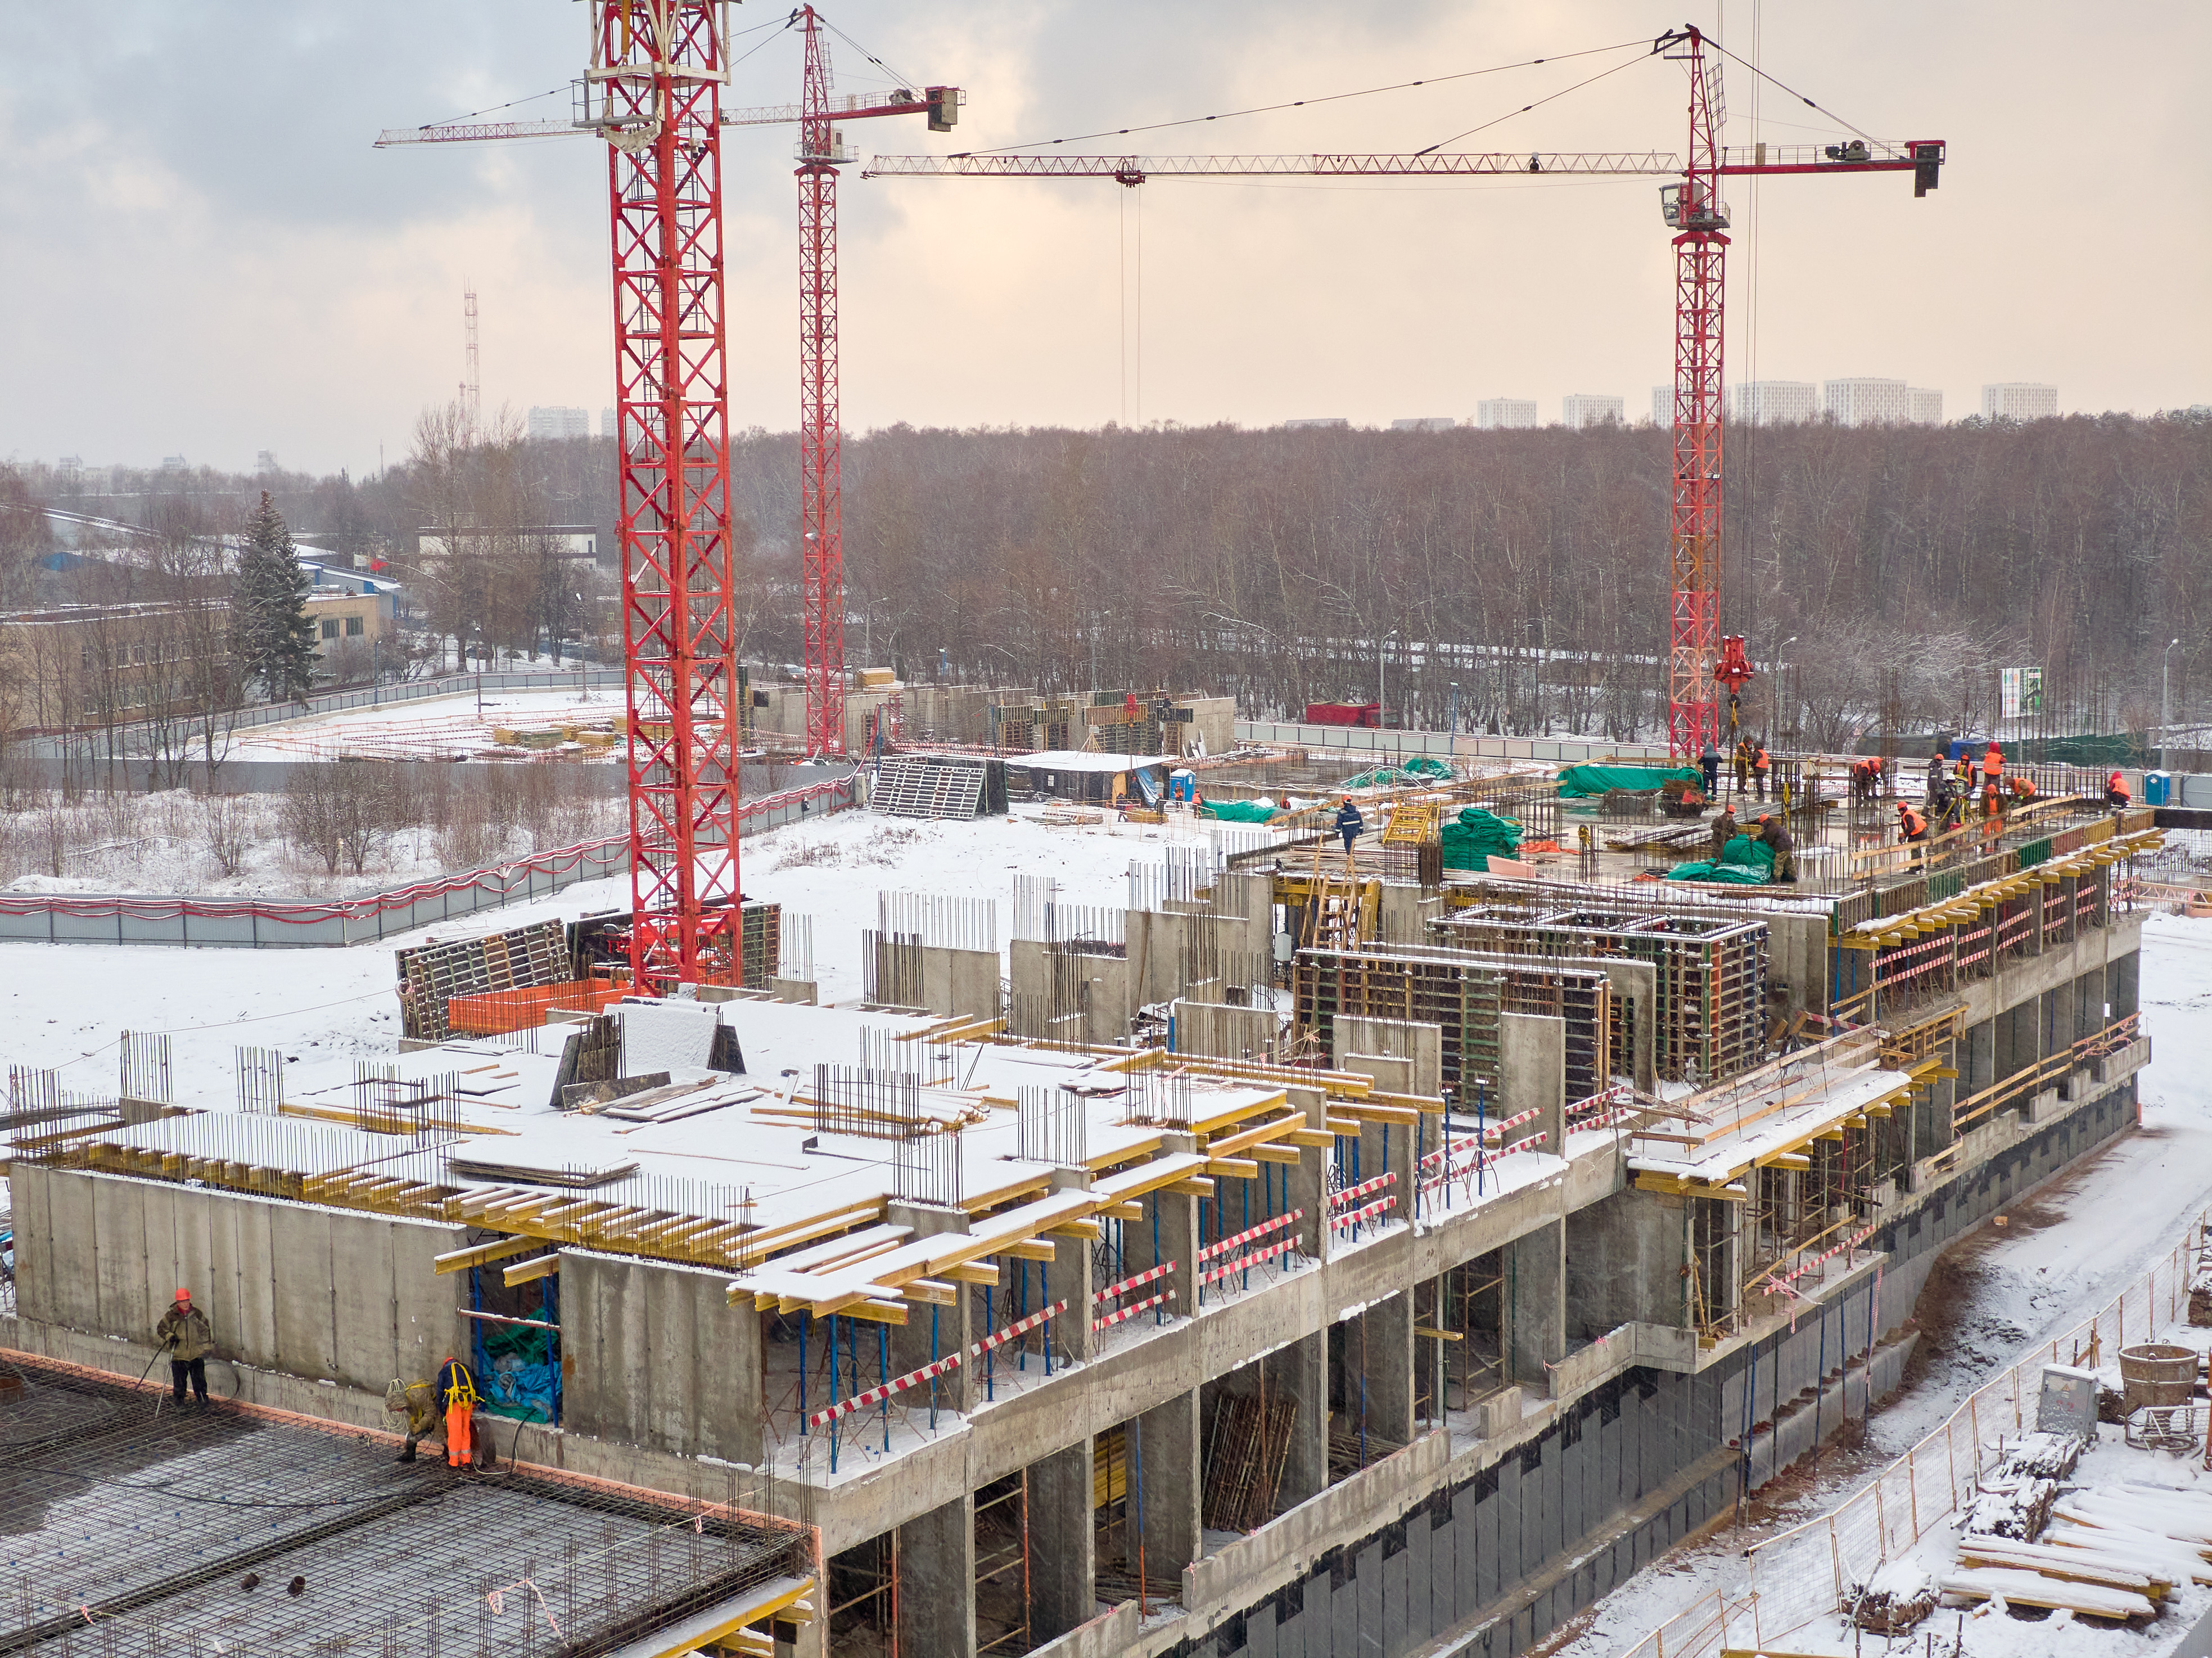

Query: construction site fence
[[16, 666, 626, 758], [0, 774, 856, 949], [1617, 1210, 2211, 1658]]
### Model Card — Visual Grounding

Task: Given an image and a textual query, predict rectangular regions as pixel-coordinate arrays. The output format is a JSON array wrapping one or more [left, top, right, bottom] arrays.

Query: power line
[[952, 39, 1649, 158]]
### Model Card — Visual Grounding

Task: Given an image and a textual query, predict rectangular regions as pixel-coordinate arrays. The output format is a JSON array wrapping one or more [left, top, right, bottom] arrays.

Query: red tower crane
[[376, 7, 955, 986], [865, 27, 1944, 756]]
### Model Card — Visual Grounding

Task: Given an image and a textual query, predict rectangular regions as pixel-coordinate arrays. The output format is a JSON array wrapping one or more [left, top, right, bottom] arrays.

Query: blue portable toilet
[[1168, 768, 1197, 804], [2145, 771, 2172, 807]]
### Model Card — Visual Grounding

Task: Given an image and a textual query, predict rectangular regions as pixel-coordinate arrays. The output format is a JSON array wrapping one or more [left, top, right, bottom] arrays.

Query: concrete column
[[1048, 1213, 1095, 1366], [1135, 1388, 1202, 1582], [1138, 1134, 1200, 1322], [1264, 1330, 1329, 1512], [897, 1494, 976, 1658], [1357, 1112, 1413, 1232], [1358, 1290, 1416, 1448], [1028, 1439, 1096, 1642], [886, 1202, 976, 1413], [1504, 1219, 1565, 1388], [1501, 1011, 1567, 1150], [1285, 1087, 1329, 1265]]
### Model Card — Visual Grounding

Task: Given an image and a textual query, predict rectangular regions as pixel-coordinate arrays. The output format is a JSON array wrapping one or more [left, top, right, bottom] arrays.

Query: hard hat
[[174, 1287, 192, 1301]]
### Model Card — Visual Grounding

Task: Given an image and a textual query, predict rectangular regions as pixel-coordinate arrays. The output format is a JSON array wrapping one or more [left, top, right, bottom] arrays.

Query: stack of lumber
[[1959, 1434, 2080, 1542], [1944, 1481, 2212, 1624]]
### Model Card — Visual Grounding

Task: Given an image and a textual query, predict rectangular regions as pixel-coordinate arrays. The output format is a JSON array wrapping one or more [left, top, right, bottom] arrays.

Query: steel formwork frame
[[601, 1, 744, 992], [1665, 27, 1728, 760], [797, 6, 847, 756]]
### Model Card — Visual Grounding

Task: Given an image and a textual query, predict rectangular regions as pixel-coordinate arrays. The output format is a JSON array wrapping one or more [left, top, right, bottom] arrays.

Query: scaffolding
[[1293, 944, 1613, 1102], [1432, 905, 1767, 1083]]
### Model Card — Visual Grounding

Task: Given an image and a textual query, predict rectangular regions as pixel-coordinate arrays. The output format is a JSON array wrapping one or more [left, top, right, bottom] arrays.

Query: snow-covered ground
[[0, 783, 625, 899], [1541, 912, 2212, 1658], [0, 802, 1222, 1101], [226, 686, 620, 762]]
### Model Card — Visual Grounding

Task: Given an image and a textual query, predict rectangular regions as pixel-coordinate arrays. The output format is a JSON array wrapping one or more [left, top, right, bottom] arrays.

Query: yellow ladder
[[1382, 799, 1439, 846]]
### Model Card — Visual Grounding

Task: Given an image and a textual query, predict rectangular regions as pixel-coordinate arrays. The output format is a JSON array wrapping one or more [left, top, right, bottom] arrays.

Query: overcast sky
[[3, 1, 2206, 477]]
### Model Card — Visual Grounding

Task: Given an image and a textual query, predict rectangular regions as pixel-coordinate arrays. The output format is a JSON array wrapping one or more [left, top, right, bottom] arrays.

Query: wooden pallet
[[871, 755, 987, 820]]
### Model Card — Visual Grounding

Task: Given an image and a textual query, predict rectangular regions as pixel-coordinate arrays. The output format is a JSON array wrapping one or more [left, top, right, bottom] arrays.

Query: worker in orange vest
[[2106, 770, 2130, 808], [1981, 741, 2003, 788], [1895, 800, 1928, 864], [1753, 744, 1772, 802]]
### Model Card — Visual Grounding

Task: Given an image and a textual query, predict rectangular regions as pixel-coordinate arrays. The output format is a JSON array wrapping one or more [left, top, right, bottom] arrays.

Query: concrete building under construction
[[0, 773, 2163, 1658]]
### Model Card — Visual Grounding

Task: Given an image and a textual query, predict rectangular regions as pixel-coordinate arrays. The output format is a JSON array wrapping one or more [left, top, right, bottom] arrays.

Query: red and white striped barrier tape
[[1094, 1289, 1175, 1332], [1497, 1129, 1549, 1159], [1775, 1226, 1877, 1288], [1328, 1169, 1397, 1211], [803, 1293, 1072, 1428], [1198, 1237, 1297, 1287], [1196, 1209, 1303, 1263], [1479, 1105, 1544, 1144], [1098, 1260, 1177, 1301], [1330, 1193, 1397, 1231]]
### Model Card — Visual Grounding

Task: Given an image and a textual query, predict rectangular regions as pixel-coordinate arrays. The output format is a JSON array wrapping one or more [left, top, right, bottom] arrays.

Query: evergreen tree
[[232, 491, 317, 702]]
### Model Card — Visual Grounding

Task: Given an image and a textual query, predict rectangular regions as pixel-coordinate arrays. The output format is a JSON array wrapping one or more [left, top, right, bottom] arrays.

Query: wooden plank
[[1000, 1240, 1058, 1262], [839, 1298, 910, 1326], [433, 1235, 544, 1276], [1205, 1156, 1260, 1180], [902, 1278, 959, 1306], [1168, 1178, 1216, 1198], [502, 1254, 562, 1287], [1252, 1144, 1303, 1166], [1099, 1200, 1146, 1221], [946, 1261, 1000, 1287], [1286, 1128, 1334, 1149]]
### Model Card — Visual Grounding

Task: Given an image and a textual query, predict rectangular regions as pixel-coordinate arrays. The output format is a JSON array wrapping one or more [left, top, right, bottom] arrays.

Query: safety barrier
[[1618, 1210, 2210, 1658], [0, 774, 856, 949]]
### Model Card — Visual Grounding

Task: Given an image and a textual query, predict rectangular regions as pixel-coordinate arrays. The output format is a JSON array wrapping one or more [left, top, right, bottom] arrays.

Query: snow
[[1545, 914, 2212, 1658], [226, 686, 619, 762]]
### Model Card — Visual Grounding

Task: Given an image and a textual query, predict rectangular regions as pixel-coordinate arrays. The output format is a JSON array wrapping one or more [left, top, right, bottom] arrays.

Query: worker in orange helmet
[[2106, 770, 2131, 808], [1981, 741, 2003, 789], [1753, 744, 1772, 802], [1895, 800, 1929, 864], [433, 1355, 482, 1470]]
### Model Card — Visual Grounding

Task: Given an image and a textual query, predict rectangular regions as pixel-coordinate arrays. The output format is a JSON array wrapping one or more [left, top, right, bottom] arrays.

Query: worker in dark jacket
[[1335, 798, 1364, 855], [1757, 813, 1796, 883], [1925, 752, 1947, 804], [1699, 741, 1721, 798], [1709, 805, 1737, 863], [155, 1289, 214, 1405]]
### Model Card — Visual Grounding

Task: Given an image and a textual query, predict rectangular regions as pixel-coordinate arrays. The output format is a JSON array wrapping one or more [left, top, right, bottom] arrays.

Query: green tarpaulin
[[1555, 764, 1703, 799], [1667, 834, 1775, 884], [1400, 755, 1453, 778], [1197, 799, 1282, 823], [1439, 806, 1524, 871]]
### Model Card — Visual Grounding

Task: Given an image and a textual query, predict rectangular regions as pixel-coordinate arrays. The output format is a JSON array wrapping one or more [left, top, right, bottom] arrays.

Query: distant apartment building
[[1474, 398, 1538, 430], [416, 526, 602, 562], [1560, 393, 1624, 430], [1907, 388, 1944, 425], [1981, 382, 2058, 421], [601, 407, 617, 438], [1822, 378, 1909, 426], [528, 406, 592, 441], [1728, 381, 1820, 425], [1389, 417, 1457, 432]]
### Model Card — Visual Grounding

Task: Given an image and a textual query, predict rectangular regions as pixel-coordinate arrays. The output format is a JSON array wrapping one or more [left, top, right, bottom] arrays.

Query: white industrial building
[[1822, 378, 1909, 426], [1982, 382, 2059, 421], [1473, 398, 1538, 430], [1560, 393, 1624, 430]]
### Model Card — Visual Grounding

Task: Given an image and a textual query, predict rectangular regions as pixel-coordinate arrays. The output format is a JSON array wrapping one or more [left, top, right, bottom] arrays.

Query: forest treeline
[[8, 410, 2209, 745]]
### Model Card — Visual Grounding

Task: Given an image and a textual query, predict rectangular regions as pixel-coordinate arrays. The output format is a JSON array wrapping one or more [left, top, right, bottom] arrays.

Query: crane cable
[[1412, 43, 1654, 156], [1705, 38, 1884, 148], [951, 39, 1650, 158]]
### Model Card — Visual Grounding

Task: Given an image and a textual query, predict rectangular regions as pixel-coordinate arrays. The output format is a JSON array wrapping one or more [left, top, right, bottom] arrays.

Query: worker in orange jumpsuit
[[1981, 741, 2003, 791], [2106, 770, 2131, 808], [434, 1355, 481, 1470]]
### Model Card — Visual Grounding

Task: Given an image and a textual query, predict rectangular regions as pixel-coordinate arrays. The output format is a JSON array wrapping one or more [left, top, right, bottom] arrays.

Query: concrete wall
[[11, 1165, 464, 1391], [559, 1247, 765, 1465]]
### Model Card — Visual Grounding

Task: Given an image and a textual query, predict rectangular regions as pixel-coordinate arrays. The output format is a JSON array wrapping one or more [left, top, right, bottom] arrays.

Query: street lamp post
[[1379, 630, 1399, 727], [1448, 681, 1461, 737], [2164, 637, 2181, 772]]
